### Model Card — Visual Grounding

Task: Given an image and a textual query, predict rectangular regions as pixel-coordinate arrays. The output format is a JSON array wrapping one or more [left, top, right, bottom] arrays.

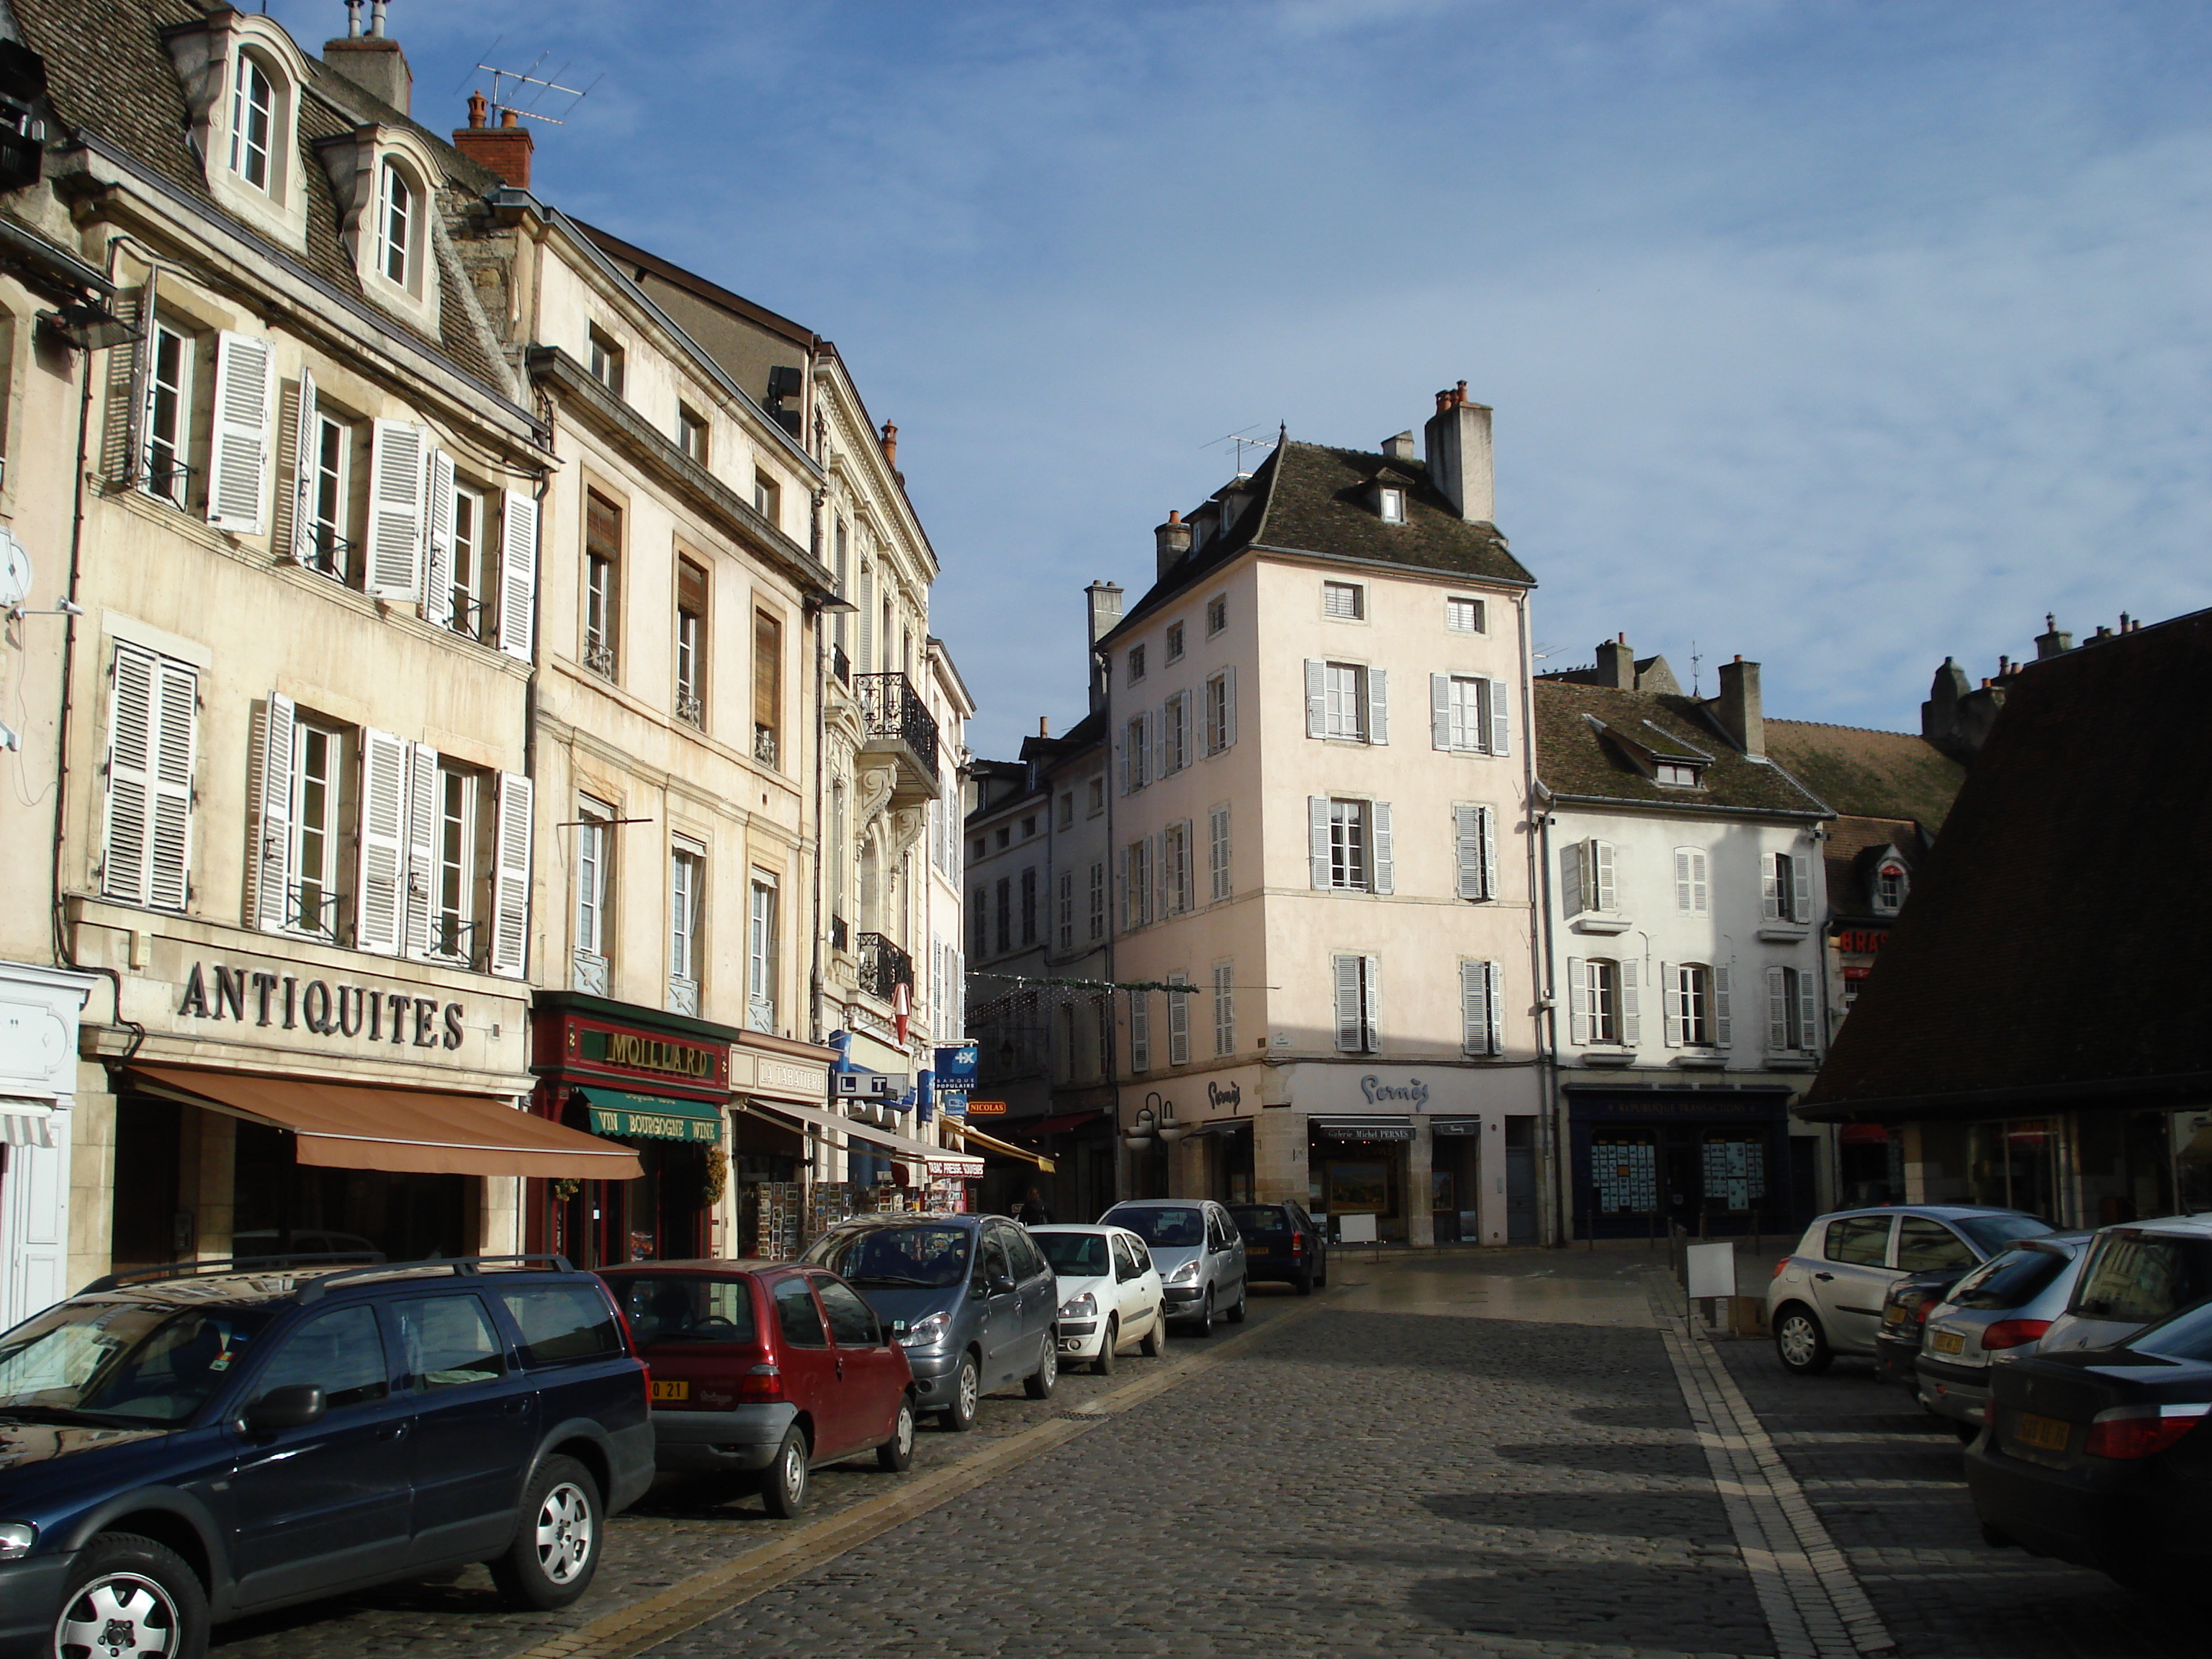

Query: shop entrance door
[[1503, 1118, 1537, 1244], [1431, 1133, 1479, 1244]]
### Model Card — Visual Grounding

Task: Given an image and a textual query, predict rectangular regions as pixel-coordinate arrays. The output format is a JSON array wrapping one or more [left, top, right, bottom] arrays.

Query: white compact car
[[1029, 1224, 1169, 1374]]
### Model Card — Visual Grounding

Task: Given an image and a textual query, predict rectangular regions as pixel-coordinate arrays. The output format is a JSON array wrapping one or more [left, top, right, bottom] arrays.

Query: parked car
[[0, 1253, 650, 1659], [801, 1215, 1057, 1431], [1228, 1201, 1327, 1295], [1968, 1291, 2212, 1591], [597, 1261, 914, 1517], [1099, 1200, 1248, 1335], [1873, 1268, 1972, 1389], [1915, 1233, 2092, 1439], [1028, 1226, 1168, 1373], [1767, 1205, 2053, 1375], [2035, 1215, 2212, 1354]]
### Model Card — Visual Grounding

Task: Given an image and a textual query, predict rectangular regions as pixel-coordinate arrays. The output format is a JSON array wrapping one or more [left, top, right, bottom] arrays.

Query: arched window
[[230, 53, 274, 190], [379, 161, 413, 287]]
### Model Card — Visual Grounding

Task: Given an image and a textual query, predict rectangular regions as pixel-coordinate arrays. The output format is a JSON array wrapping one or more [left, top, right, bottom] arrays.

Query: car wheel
[[941, 1352, 981, 1431], [1025, 1333, 1059, 1399], [490, 1455, 603, 1610], [1773, 1304, 1833, 1376], [1226, 1282, 1248, 1324], [877, 1395, 916, 1473], [1141, 1315, 1168, 1359], [53, 1533, 207, 1659], [1185, 1289, 1214, 1336], [1094, 1316, 1118, 1375], [1951, 1420, 1980, 1445], [760, 1426, 810, 1519]]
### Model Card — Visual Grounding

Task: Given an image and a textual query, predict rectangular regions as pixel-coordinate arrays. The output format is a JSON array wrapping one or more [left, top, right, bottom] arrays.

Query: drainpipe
[[1518, 591, 1564, 1247], [806, 487, 829, 1047]]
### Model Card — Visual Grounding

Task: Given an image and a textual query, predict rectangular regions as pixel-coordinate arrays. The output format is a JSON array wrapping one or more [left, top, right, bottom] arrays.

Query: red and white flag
[[893, 981, 912, 1047]]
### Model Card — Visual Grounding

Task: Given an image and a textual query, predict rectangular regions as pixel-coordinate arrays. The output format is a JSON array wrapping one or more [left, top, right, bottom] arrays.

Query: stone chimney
[[1381, 431, 1417, 462], [1711, 656, 1763, 758], [1594, 633, 1634, 688], [2035, 612, 2074, 661], [1154, 509, 1192, 583], [1086, 581, 1124, 714], [452, 91, 534, 189], [1421, 380, 1494, 523], [323, 1, 411, 114]]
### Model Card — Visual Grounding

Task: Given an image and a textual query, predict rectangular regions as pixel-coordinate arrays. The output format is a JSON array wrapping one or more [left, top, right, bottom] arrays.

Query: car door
[[389, 1291, 539, 1565], [1896, 1216, 1977, 1277], [1107, 1235, 1143, 1342], [1288, 1200, 1323, 1280], [768, 1274, 838, 1454], [1813, 1214, 1899, 1352], [976, 1229, 1021, 1384], [815, 1274, 901, 1452], [225, 1301, 413, 1609], [1004, 1226, 1056, 1365]]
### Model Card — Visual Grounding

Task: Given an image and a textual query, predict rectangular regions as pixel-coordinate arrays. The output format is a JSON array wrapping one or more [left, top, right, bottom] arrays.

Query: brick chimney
[[323, 0, 412, 114], [1422, 380, 1494, 523], [1086, 581, 1123, 714], [1594, 633, 1634, 688], [2034, 612, 2074, 660], [1711, 656, 1763, 758], [453, 90, 534, 189], [1154, 509, 1192, 583]]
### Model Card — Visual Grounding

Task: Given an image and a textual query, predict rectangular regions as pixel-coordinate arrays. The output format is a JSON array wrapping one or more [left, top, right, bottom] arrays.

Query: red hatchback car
[[598, 1259, 916, 1516]]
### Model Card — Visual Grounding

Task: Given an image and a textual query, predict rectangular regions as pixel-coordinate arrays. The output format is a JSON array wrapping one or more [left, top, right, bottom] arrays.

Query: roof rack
[[297, 1253, 576, 1304], [81, 1252, 388, 1294]]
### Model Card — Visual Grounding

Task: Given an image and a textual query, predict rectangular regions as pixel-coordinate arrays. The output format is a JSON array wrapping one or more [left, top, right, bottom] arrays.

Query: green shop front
[[527, 992, 737, 1267]]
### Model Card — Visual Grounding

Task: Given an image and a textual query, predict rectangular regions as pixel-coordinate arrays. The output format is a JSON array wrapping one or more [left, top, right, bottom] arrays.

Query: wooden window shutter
[[1486, 678, 1511, 756], [1797, 969, 1820, 1054], [1485, 961, 1504, 1056], [206, 331, 276, 534], [1619, 958, 1641, 1046], [1791, 853, 1812, 925], [107, 287, 152, 487], [497, 488, 539, 662], [1766, 966, 1790, 1052], [1308, 796, 1330, 889], [1761, 854, 1782, 922], [1691, 851, 1708, 913], [1674, 850, 1693, 913], [403, 743, 439, 958], [1222, 664, 1237, 747], [755, 609, 783, 738], [1592, 840, 1617, 912], [1662, 963, 1682, 1048], [1360, 955, 1382, 1053], [1566, 956, 1588, 1046], [1115, 845, 1130, 932], [1115, 723, 1128, 796], [1305, 659, 1326, 738], [1366, 667, 1389, 745], [1177, 819, 1195, 912], [1149, 830, 1165, 922], [1129, 987, 1150, 1070], [246, 691, 297, 932], [356, 729, 409, 955], [1333, 955, 1362, 1051], [1713, 964, 1733, 1047], [1460, 960, 1488, 1056], [1431, 674, 1452, 750], [1152, 703, 1167, 778], [1560, 840, 1583, 917], [1453, 804, 1483, 901], [1479, 804, 1497, 900], [365, 421, 428, 599], [1210, 804, 1231, 902], [489, 770, 534, 979], [422, 449, 455, 625], [287, 366, 318, 563], [102, 646, 156, 906], [1371, 801, 1394, 894]]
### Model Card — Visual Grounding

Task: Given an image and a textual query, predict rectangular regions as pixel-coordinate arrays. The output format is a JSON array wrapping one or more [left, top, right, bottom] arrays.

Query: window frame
[[588, 328, 626, 396], [1127, 644, 1146, 685], [669, 840, 705, 1007], [1326, 798, 1370, 891], [1377, 486, 1405, 524], [431, 763, 482, 964], [1205, 595, 1228, 637], [583, 490, 622, 680], [747, 871, 780, 1033], [1322, 580, 1366, 621], [1445, 595, 1485, 634], [289, 719, 348, 942], [1323, 662, 1368, 742], [1585, 958, 1620, 1045], [377, 158, 416, 292], [144, 320, 194, 508], [1165, 621, 1184, 662], [572, 799, 614, 988], [230, 50, 276, 192], [677, 404, 709, 465], [752, 608, 783, 768]]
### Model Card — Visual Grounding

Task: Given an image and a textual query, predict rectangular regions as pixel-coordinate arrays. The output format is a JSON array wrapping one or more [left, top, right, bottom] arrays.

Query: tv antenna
[[474, 49, 598, 126], [1689, 639, 1703, 697], [1203, 423, 1279, 477]]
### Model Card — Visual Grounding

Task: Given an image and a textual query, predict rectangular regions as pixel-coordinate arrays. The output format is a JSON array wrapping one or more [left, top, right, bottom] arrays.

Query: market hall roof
[[1763, 719, 1966, 835], [1533, 681, 1830, 819]]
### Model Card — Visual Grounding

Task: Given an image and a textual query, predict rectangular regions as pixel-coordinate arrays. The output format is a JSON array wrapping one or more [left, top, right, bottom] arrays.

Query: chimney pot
[[880, 423, 897, 467], [1040, 716, 1050, 738], [1422, 382, 1494, 523], [466, 89, 487, 129], [453, 91, 533, 187]]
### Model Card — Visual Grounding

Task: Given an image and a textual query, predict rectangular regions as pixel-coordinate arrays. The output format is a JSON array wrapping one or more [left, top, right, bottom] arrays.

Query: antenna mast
[[475, 52, 598, 125]]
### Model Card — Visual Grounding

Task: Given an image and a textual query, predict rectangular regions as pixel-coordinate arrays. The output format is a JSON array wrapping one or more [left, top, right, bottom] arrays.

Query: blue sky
[[283, 1, 2212, 757]]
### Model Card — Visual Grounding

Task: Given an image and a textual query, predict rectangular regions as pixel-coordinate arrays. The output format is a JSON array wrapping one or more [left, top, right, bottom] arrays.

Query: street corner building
[[1800, 607, 2212, 1229]]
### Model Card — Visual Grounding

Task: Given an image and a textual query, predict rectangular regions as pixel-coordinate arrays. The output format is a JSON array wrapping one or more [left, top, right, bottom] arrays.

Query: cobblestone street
[[204, 1249, 2199, 1659]]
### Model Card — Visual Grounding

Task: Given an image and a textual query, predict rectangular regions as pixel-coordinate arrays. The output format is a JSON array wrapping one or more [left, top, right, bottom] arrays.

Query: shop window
[[748, 872, 779, 1033], [572, 799, 613, 994]]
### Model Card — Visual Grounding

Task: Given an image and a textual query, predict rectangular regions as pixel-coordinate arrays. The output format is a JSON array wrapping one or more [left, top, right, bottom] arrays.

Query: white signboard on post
[[1686, 1241, 1737, 1301]]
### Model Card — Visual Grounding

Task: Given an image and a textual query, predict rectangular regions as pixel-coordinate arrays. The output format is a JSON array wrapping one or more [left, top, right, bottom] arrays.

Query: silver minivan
[[1100, 1200, 1248, 1335], [1767, 1205, 2052, 1375], [2036, 1215, 2212, 1354]]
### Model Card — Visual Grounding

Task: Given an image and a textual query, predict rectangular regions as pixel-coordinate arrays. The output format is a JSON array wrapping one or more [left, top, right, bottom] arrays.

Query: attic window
[[1874, 862, 1907, 915], [1323, 581, 1364, 621], [1655, 761, 1702, 788], [589, 328, 625, 396], [230, 53, 275, 191], [1165, 622, 1184, 662], [1447, 596, 1485, 634], [1378, 487, 1405, 524]]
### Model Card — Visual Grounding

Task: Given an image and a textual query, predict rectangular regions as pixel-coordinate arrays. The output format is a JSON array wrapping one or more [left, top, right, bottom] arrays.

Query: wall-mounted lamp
[[6, 597, 81, 624]]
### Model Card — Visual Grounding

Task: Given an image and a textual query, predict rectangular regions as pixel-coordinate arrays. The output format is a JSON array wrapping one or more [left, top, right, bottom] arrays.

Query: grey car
[[1767, 1204, 2052, 1375], [1915, 1233, 2092, 1437], [1100, 1200, 1248, 1335], [2035, 1214, 2212, 1355], [802, 1215, 1058, 1430]]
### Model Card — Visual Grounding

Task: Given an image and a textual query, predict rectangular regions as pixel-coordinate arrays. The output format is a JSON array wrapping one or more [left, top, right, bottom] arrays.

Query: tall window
[[1204, 670, 1236, 754], [1057, 791, 1074, 830], [379, 161, 412, 287], [1166, 972, 1191, 1065], [230, 53, 274, 190], [1768, 965, 1816, 1053], [1057, 870, 1074, 952], [1088, 860, 1105, 942], [1377, 487, 1405, 524], [1163, 820, 1192, 915], [1209, 805, 1231, 902], [1122, 839, 1151, 930], [1561, 840, 1618, 917], [588, 328, 624, 395], [448, 484, 487, 637], [292, 721, 344, 940], [583, 491, 620, 679], [1162, 692, 1190, 774], [1128, 989, 1150, 1071], [1328, 799, 1370, 890], [1674, 849, 1709, 914], [1127, 644, 1146, 684], [677, 405, 709, 464], [1020, 866, 1038, 946], [1332, 954, 1379, 1054], [752, 469, 779, 526], [1583, 958, 1621, 1045], [832, 520, 850, 655], [748, 874, 779, 1032], [102, 644, 197, 912], [1165, 621, 1184, 662], [1122, 715, 1149, 791], [145, 321, 192, 506], [1766, 852, 1810, 924], [1213, 962, 1235, 1057], [675, 562, 707, 729], [307, 412, 351, 578], [1206, 595, 1227, 636], [1875, 862, 1907, 914], [753, 609, 782, 766], [433, 765, 478, 961], [995, 876, 1012, 953], [1324, 662, 1367, 740], [572, 800, 612, 994], [968, 887, 986, 954], [669, 843, 703, 1015]]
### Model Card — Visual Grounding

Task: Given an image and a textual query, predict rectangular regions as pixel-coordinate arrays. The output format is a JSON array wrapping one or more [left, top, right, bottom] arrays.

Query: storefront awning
[[0, 1100, 53, 1149], [1311, 1117, 1416, 1143], [945, 1120, 1056, 1173], [737, 1097, 985, 1177], [575, 1087, 721, 1144], [126, 1066, 644, 1181], [1187, 1118, 1251, 1138]]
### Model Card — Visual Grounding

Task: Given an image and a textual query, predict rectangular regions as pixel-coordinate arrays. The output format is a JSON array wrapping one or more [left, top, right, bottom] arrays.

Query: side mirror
[[987, 1272, 1017, 1297], [244, 1383, 326, 1434]]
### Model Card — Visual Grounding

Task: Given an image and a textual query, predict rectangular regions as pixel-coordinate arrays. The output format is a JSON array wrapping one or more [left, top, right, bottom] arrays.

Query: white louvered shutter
[[1592, 840, 1617, 912], [1791, 853, 1812, 925], [1454, 804, 1483, 901], [422, 449, 455, 626], [1714, 965, 1734, 1048], [1176, 819, 1195, 912], [117, 287, 153, 487], [365, 421, 427, 599], [248, 692, 297, 932], [146, 660, 196, 911], [1367, 668, 1389, 745], [1371, 801, 1393, 894], [1210, 804, 1231, 902], [490, 770, 534, 979], [1485, 962, 1504, 1055], [1221, 665, 1237, 747], [1674, 851, 1693, 914], [1662, 963, 1682, 1048], [1309, 796, 1330, 889], [498, 488, 539, 662], [1766, 966, 1790, 1053], [1360, 956, 1381, 1053], [1560, 842, 1584, 917], [1619, 959, 1641, 1046], [1115, 846, 1130, 931], [356, 729, 408, 954], [1305, 660, 1326, 738], [1486, 678, 1511, 756], [403, 742, 439, 958], [1480, 805, 1498, 901], [288, 366, 318, 562], [1431, 675, 1452, 750], [1129, 989, 1149, 1070], [1761, 855, 1781, 922], [1797, 971, 1820, 1054], [1566, 957, 1588, 1045], [1334, 956, 1362, 1051], [102, 647, 155, 904], [1150, 831, 1166, 921], [857, 563, 873, 671], [1460, 960, 1488, 1056], [205, 331, 275, 534]]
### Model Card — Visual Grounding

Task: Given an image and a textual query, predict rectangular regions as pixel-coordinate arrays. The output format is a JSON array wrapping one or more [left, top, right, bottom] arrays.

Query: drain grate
[[1055, 1410, 1112, 1421]]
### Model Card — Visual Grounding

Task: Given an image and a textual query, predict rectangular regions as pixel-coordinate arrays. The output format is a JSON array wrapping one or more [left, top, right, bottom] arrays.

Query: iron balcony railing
[[853, 673, 939, 785], [856, 932, 914, 1002]]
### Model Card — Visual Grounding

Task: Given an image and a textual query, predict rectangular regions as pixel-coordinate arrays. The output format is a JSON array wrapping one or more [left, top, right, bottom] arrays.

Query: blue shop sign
[[935, 1043, 979, 1088]]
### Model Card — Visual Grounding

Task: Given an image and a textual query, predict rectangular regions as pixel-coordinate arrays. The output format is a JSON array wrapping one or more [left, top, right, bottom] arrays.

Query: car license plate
[[1931, 1329, 1964, 1355], [650, 1380, 689, 1402], [2014, 1411, 2069, 1452]]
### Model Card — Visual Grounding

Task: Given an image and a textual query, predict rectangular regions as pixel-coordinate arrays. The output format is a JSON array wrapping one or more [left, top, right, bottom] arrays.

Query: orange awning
[[126, 1065, 644, 1181]]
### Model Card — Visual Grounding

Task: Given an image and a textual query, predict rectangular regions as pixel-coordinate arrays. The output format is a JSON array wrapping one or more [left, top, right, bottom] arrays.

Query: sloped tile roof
[[1534, 680, 1829, 817], [1763, 719, 1965, 834]]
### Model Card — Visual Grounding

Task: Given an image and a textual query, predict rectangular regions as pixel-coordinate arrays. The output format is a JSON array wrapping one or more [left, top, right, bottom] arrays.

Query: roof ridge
[[1766, 717, 1920, 738]]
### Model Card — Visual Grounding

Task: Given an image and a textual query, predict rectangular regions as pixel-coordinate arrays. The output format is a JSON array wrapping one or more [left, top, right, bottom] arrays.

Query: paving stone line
[[503, 1295, 1340, 1659], [1645, 1274, 1895, 1659]]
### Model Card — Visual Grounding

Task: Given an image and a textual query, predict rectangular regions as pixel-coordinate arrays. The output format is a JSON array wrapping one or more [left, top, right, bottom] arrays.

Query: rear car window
[[1954, 1213, 2055, 1253], [1229, 1206, 1287, 1234], [806, 1226, 972, 1290], [499, 1284, 623, 1364], [2128, 1297, 2212, 1361], [1106, 1206, 1205, 1247], [1896, 1218, 1975, 1272], [395, 1295, 505, 1390], [1824, 1215, 1892, 1267], [2074, 1233, 2212, 1325], [1039, 1233, 1110, 1276], [605, 1275, 756, 1346], [1950, 1246, 2067, 1310]]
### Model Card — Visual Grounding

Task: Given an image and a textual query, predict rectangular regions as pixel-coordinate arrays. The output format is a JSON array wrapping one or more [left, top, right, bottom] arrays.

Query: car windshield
[[1228, 1206, 1287, 1234], [1104, 1207, 1205, 1247], [1948, 1246, 2068, 1310], [0, 1300, 276, 1424], [1953, 1213, 2056, 1253], [1037, 1233, 1110, 1277], [604, 1274, 757, 1346], [2074, 1233, 2212, 1325], [806, 1226, 973, 1289]]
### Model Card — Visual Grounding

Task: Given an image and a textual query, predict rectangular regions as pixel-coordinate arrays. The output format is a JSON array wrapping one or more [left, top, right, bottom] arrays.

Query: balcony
[[854, 673, 940, 805], [856, 931, 914, 1003]]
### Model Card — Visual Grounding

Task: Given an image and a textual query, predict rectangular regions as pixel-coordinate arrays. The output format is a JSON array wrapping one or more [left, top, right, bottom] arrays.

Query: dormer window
[[318, 125, 443, 332], [379, 161, 413, 286], [169, 15, 310, 246], [1378, 486, 1405, 524], [1874, 860, 1907, 915], [1655, 761, 1703, 788], [230, 53, 275, 189]]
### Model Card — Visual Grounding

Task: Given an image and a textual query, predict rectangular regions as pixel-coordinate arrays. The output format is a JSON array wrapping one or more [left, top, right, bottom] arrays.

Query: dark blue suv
[[0, 1254, 652, 1659]]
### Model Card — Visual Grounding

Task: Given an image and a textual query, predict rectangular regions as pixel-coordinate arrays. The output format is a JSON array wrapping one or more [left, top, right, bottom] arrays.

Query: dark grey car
[[1100, 1200, 1249, 1335], [802, 1215, 1058, 1430]]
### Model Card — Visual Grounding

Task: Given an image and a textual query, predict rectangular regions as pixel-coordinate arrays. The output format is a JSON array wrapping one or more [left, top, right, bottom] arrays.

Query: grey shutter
[[1309, 796, 1330, 889], [1116, 845, 1130, 930], [356, 728, 408, 955], [1662, 963, 1682, 1048], [1360, 956, 1381, 1053], [1177, 819, 1195, 912], [1371, 801, 1393, 894], [1766, 966, 1790, 1053], [1149, 830, 1165, 922], [206, 331, 275, 534], [1566, 957, 1588, 1046], [288, 366, 318, 563], [1222, 664, 1237, 747], [857, 562, 873, 670], [1116, 723, 1129, 796], [1431, 674, 1452, 750], [1560, 841, 1583, 917], [1460, 960, 1488, 1056], [1761, 855, 1781, 922], [144, 657, 197, 912], [1797, 970, 1820, 1054], [1367, 667, 1389, 745], [489, 770, 534, 979], [1592, 840, 1617, 912], [1334, 956, 1362, 1051], [110, 287, 152, 487], [1487, 678, 1511, 756], [1305, 659, 1326, 737], [1485, 962, 1504, 1056], [247, 691, 297, 932], [1129, 988, 1150, 1070], [1619, 958, 1641, 1046], [1714, 965, 1733, 1048], [1153, 704, 1166, 778], [365, 421, 428, 599], [403, 742, 439, 958], [1210, 804, 1231, 902], [1791, 853, 1812, 925], [422, 449, 454, 626], [498, 488, 539, 662], [1453, 804, 1483, 901], [1692, 852, 1708, 914]]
